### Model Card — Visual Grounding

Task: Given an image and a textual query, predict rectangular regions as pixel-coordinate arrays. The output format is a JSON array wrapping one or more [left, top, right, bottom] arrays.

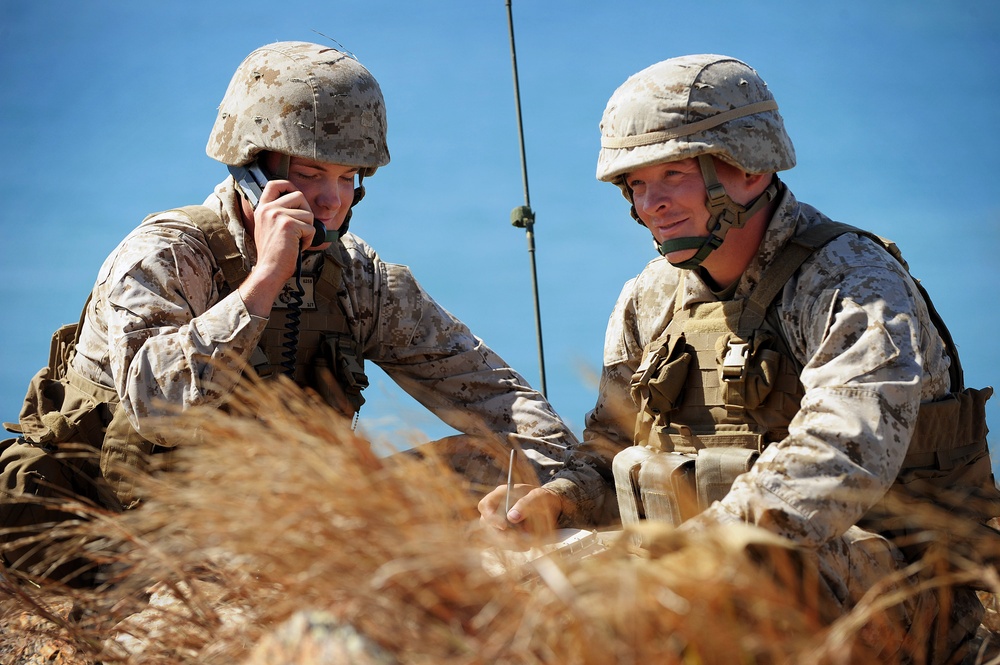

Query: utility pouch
[[629, 333, 692, 447], [2, 351, 121, 510], [630, 332, 692, 416], [1, 319, 123, 580], [715, 329, 801, 435], [312, 333, 369, 417], [865, 386, 1000, 572], [695, 447, 759, 510], [715, 331, 781, 413], [6, 322, 101, 445], [613, 445, 760, 528]]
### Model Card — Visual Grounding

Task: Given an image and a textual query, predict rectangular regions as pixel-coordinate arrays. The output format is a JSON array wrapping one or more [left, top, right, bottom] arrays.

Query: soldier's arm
[[689, 236, 938, 547]]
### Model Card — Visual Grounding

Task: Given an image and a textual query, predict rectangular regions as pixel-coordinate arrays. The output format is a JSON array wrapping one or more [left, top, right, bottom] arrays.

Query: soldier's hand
[[239, 180, 316, 317], [253, 179, 316, 280], [479, 484, 561, 538]]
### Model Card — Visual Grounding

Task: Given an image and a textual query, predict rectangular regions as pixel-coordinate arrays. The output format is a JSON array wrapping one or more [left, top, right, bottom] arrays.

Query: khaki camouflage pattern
[[206, 41, 390, 174], [596, 54, 796, 195], [548, 186, 951, 529], [543, 186, 984, 653], [70, 178, 575, 475]]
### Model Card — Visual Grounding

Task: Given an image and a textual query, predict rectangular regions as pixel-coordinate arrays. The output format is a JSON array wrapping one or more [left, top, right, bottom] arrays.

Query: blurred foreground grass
[[2, 377, 999, 664]]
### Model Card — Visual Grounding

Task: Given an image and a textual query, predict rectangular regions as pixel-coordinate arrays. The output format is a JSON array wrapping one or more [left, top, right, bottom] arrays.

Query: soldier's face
[[265, 153, 359, 233], [626, 158, 712, 262]]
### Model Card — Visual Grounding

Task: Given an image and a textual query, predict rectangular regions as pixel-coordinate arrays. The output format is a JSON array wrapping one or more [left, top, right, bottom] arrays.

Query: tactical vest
[[614, 222, 999, 546]]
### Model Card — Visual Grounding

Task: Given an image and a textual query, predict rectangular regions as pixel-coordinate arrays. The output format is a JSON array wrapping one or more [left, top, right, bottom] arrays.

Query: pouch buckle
[[722, 341, 750, 382]]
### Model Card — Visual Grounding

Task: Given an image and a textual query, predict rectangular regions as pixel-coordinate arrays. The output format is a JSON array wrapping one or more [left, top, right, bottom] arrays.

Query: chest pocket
[[630, 290, 803, 456]]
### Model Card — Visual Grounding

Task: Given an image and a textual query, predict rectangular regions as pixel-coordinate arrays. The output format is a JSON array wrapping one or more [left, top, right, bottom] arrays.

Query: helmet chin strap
[[656, 155, 781, 269], [273, 154, 291, 179], [339, 175, 366, 238]]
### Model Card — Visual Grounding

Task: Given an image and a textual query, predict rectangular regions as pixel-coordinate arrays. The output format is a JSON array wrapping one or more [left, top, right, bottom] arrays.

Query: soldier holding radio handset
[[479, 54, 999, 660], [229, 153, 344, 318], [0, 41, 577, 586]]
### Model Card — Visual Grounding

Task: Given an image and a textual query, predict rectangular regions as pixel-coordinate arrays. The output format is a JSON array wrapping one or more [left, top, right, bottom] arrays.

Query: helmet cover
[[597, 54, 794, 188], [207, 41, 390, 175]]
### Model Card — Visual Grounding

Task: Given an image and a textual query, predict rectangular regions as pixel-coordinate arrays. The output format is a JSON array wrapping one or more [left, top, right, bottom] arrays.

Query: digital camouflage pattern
[[70, 178, 575, 474], [547, 186, 951, 527], [596, 54, 796, 193], [3, 39, 569, 581], [544, 185, 984, 655], [206, 41, 390, 174]]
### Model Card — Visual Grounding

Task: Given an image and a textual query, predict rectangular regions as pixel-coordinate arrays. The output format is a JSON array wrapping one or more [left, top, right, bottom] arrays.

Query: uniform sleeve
[[364, 258, 577, 468], [545, 276, 647, 527], [101, 222, 266, 440], [693, 235, 947, 548]]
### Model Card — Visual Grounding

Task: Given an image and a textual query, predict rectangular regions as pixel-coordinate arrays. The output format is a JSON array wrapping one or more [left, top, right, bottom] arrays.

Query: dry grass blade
[[2, 376, 998, 664]]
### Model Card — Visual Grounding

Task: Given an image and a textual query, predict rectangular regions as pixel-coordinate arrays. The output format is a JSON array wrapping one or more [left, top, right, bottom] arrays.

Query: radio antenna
[[505, 0, 547, 397]]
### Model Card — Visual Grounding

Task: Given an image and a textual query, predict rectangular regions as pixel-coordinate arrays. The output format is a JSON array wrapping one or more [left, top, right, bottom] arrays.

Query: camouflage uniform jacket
[[70, 178, 577, 463], [547, 186, 955, 546]]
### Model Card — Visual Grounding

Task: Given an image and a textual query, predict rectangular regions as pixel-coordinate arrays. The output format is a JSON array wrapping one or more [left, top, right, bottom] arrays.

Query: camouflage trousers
[[803, 525, 981, 663]]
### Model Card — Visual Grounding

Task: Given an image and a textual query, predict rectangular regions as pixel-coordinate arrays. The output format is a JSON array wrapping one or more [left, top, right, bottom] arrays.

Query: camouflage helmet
[[596, 54, 794, 189], [206, 41, 390, 175]]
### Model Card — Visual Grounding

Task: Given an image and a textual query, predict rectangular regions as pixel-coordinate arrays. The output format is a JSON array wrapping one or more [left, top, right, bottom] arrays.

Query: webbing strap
[[660, 158, 781, 269], [173, 205, 249, 291], [602, 100, 780, 149], [741, 221, 857, 330], [741, 220, 964, 391], [909, 278, 964, 391], [55, 292, 94, 379], [316, 254, 350, 335]]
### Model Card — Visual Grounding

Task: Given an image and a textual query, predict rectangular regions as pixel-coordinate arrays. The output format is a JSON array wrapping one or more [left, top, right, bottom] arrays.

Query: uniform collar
[[211, 177, 256, 270]]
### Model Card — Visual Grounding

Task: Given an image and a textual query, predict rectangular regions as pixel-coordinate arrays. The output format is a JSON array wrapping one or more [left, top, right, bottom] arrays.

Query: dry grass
[[2, 376, 999, 664]]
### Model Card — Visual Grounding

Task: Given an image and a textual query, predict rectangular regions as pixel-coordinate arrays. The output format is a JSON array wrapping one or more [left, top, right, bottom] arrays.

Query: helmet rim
[[206, 41, 390, 176], [597, 54, 794, 189]]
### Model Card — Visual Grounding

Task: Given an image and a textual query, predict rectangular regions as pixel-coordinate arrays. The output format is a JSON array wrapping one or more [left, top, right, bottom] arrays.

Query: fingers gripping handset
[[229, 158, 328, 378], [228, 160, 335, 246]]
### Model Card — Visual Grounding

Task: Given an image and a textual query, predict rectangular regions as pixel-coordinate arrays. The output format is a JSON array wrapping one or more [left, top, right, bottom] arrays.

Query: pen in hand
[[504, 448, 515, 518]]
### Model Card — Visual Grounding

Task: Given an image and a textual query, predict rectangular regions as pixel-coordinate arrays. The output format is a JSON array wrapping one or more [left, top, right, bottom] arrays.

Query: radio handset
[[228, 161, 334, 246], [228, 159, 329, 377]]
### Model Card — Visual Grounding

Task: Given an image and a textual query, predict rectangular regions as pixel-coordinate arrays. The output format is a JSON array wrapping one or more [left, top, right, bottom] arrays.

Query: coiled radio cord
[[280, 252, 305, 377]]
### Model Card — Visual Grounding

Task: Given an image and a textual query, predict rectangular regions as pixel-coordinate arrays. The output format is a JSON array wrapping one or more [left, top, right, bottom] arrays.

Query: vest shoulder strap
[[741, 220, 963, 390], [171, 204, 249, 290], [742, 221, 857, 330]]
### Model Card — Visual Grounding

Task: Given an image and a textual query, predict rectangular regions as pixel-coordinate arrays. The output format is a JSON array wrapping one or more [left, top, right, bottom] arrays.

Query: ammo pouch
[[613, 445, 759, 527], [310, 333, 369, 417]]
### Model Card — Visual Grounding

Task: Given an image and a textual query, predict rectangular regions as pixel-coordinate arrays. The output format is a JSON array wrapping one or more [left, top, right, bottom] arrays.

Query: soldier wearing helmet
[[0, 41, 576, 585], [481, 55, 998, 660]]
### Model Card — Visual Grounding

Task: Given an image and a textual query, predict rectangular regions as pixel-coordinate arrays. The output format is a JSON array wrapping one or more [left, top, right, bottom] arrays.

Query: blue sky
[[1, 1, 998, 473]]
